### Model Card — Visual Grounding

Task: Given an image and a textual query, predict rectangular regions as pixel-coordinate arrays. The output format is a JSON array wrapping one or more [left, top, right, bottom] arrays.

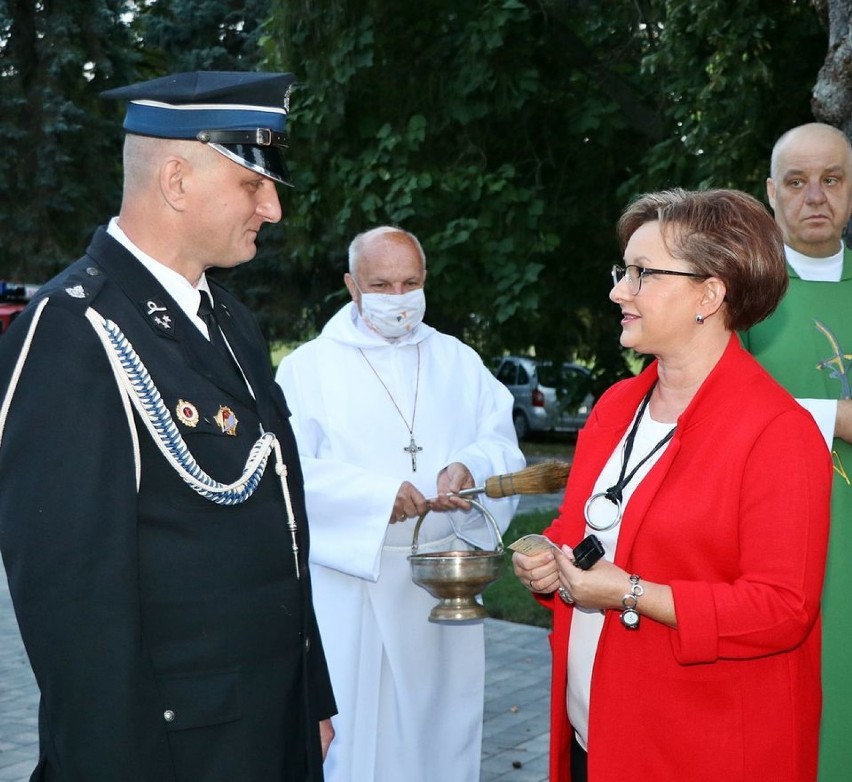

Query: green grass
[[482, 509, 557, 628], [269, 341, 294, 371]]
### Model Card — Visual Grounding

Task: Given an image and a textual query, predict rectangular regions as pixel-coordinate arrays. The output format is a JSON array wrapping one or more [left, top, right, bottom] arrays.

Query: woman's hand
[[512, 549, 560, 594], [555, 545, 678, 627], [554, 546, 627, 609]]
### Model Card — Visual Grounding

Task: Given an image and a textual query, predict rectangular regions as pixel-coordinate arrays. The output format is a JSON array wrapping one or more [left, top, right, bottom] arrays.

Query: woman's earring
[[695, 314, 705, 324]]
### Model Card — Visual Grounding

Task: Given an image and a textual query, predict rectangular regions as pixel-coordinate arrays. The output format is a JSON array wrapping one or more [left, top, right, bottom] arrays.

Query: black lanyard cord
[[605, 383, 676, 505], [584, 382, 676, 533]]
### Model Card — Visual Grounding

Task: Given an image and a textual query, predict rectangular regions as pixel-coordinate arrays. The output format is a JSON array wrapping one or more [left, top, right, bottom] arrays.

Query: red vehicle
[[0, 282, 38, 337]]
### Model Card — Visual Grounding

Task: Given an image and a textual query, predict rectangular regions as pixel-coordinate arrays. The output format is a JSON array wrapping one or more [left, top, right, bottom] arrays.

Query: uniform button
[[163, 709, 175, 723], [304, 637, 311, 652], [85, 266, 100, 276]]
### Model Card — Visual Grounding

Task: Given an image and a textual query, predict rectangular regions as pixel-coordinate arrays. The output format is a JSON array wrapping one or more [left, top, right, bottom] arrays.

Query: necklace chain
[[358, 345, 422, 471]]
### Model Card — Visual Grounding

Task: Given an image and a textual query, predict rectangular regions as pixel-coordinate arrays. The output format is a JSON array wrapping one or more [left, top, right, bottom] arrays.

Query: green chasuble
[[742, 248, 852, 782]]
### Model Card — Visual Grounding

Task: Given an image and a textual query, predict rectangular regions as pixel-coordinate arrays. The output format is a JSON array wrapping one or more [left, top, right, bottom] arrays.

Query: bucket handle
[[410, 497, 504, 556]]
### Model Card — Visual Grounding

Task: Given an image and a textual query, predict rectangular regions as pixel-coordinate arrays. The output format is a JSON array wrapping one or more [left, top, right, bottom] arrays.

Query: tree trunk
[[811, 0, 852, 135]]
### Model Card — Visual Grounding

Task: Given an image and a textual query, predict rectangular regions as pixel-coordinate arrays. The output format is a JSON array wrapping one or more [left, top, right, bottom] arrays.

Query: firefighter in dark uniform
[[0, 71, 336, 782]]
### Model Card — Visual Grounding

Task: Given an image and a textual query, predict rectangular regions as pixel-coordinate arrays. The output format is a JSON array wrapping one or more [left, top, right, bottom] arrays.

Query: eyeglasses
[[611, 264, 709, 295]]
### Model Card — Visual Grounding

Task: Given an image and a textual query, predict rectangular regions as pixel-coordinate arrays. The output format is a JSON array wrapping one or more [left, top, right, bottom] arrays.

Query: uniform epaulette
[[35, 258, 109, 317]]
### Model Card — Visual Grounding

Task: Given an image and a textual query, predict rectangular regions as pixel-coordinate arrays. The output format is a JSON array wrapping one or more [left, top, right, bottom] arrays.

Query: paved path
[[0, 566, 551, 782], [0, 461, 562, 781], [0, 568, 38, 782], [481, 619, 551, 782]]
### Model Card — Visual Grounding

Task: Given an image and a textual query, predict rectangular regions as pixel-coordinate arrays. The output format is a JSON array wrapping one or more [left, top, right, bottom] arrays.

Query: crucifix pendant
[[403, 435, 423, 472]]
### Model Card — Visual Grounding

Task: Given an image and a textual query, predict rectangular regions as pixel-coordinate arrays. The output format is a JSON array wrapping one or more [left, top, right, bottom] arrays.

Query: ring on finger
[[558, 587, 574, 605], [529, 579, 535, 591]]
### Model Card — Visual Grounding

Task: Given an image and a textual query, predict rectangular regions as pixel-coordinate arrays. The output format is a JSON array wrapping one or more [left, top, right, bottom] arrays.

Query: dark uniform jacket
[[0, 228, 336, 781]]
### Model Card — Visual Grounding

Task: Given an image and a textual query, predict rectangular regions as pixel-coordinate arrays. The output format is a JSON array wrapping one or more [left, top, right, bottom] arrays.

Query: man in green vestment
[[742, 122, 852, 781]]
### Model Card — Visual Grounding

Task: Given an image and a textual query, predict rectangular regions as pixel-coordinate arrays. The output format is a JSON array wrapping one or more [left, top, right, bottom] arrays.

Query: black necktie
[[197, 291, 243, 380]]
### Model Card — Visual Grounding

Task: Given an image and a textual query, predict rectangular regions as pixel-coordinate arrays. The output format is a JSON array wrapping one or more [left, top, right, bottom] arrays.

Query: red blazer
[[541, 335, 831, 781]]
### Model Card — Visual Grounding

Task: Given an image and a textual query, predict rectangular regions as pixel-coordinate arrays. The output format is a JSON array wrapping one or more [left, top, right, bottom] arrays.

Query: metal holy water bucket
[[408, 498, 504, 623]]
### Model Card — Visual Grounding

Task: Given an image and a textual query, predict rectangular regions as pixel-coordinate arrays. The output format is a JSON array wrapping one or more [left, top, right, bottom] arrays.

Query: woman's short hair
[[616, 188, 788, 332]]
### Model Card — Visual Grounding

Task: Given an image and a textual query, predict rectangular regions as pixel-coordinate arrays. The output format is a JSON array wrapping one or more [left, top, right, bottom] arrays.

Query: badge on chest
[[174, 399, 239, 436]]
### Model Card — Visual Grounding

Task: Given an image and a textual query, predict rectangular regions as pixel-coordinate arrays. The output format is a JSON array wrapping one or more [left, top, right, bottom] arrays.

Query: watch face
[[621, 608, 640, 629]]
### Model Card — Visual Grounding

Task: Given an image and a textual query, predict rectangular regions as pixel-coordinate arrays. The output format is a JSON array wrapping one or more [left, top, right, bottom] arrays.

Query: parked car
[[494, 355, 595, 440], [0, 282, 36, 337]]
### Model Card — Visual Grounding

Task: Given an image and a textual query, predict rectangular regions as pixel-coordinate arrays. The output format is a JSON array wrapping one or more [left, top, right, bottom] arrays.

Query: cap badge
[[215, 406, 239, 436], [175, 400, 200, 428]]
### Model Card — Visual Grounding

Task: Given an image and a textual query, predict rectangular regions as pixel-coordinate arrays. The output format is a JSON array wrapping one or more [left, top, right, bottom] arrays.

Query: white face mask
[[358, 287, 426, 339]]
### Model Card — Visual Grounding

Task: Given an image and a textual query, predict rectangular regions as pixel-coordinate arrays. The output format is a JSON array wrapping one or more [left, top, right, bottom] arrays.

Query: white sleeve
[[795, 398, 836, 452], [275, 353, 398, 582]]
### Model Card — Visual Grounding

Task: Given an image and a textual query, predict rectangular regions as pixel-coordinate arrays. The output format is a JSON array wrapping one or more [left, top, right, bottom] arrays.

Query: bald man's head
[[766, 122, 852, 257]]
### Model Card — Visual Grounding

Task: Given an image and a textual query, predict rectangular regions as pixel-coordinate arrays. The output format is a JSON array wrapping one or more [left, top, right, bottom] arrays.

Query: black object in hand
[[572, 534, 604, 570]]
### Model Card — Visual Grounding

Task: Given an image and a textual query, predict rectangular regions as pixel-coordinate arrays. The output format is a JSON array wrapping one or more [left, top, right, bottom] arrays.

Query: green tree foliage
[[263, 0, 826, 386], [134, 0, 270, 71], [622, 0, 826, 197], [264, 0, 622, 378], [0, 0, 292, 337], [0, 0, 831, 388], [0, 0, 135, 281], [0, 0, 275, 277]]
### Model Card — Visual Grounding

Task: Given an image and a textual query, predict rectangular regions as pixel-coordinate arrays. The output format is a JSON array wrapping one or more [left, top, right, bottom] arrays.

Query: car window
[[517, 364, 529, 385], [496, 362, 518, 385], [557, 366, 592, 407], [536, 363, 560, 388]]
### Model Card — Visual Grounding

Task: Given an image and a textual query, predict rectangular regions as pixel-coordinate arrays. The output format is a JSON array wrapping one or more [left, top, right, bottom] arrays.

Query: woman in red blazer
[[514, 189, 832, 781]]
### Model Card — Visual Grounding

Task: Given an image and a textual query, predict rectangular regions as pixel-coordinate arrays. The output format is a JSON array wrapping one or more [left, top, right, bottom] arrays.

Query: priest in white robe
[[275, 225, 525, 782]]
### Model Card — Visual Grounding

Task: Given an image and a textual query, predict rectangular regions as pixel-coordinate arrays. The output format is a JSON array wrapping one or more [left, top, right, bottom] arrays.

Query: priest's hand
[[390, 481, 430, 523], [430, 462, 475, 511], [319, 718, 335, 759], [836, 399, 852, 444]]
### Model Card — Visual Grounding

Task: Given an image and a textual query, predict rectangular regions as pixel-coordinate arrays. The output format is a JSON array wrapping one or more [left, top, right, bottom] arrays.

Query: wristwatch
[[620, 605, 640, 629], [620, 574, 643, 630]]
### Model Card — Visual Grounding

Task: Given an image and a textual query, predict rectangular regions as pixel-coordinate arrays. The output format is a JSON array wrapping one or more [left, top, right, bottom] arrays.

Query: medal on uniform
[[215, 405, 238, 436], [175, 399, 199, 427]]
